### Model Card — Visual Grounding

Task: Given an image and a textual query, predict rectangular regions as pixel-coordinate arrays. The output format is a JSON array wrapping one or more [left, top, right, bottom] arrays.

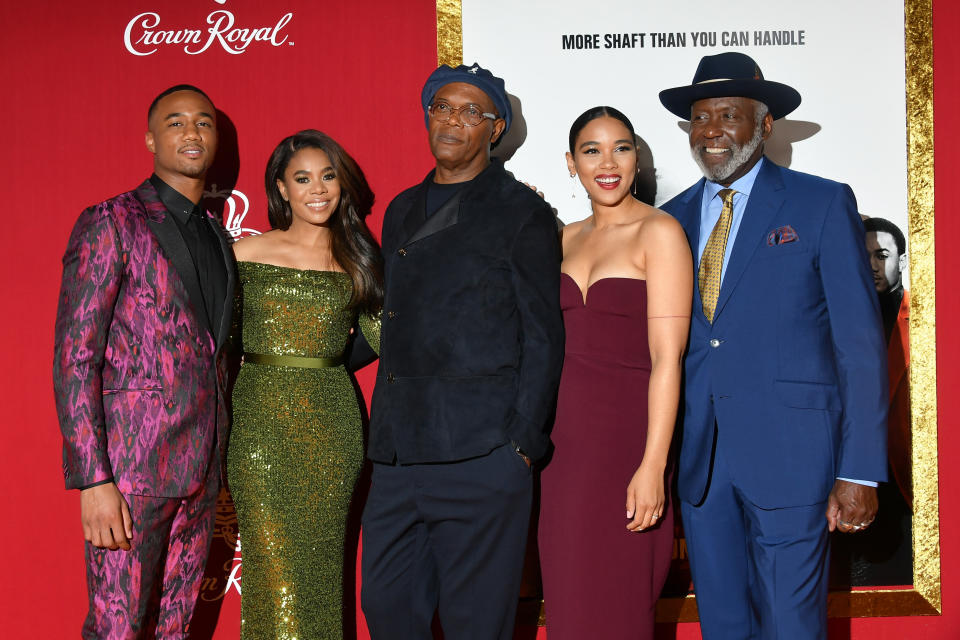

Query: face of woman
[[277, 147, 341, 227], [567, 116, 637, 206]]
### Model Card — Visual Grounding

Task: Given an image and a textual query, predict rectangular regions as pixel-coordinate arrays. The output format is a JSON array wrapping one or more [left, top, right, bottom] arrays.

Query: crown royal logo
[[204, 184, 262, 240], [198, 488, 243, 601], [124, 0, 293, 56]]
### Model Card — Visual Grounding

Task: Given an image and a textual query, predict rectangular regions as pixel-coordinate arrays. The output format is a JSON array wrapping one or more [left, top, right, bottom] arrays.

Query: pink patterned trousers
[[81, 463, 219, 640]]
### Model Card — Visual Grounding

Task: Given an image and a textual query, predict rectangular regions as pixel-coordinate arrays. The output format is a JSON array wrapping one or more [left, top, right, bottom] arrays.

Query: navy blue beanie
[[421, 62, 512, 132]]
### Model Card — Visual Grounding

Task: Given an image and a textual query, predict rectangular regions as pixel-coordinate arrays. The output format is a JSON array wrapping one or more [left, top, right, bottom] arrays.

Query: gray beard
[[692, 125, 764, 183]]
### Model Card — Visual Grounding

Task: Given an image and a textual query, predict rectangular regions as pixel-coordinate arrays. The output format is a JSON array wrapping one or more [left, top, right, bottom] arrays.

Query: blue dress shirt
[[696, 156, 764, 278]]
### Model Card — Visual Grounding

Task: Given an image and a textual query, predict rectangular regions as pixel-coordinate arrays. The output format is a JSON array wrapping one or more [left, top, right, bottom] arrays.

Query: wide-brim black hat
[[659, 52, 801, 120]]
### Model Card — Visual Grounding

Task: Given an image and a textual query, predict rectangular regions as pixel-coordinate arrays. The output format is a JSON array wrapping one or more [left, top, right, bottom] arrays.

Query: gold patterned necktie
[[698, 188, 737, 323]]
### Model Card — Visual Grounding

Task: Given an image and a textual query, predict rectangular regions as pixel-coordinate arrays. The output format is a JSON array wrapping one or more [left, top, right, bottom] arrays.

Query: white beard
[[692, 124, 764, 183]]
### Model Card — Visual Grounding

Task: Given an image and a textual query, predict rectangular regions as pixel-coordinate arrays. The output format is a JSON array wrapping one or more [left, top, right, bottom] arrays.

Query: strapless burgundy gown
[[539, 274, 674, 640]]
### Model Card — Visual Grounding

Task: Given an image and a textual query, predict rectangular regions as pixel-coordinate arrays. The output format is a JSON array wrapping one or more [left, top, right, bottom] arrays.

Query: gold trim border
[[436, 0, 463, 67], [438, 0, 941, 621], [903, 0, 940, 616]]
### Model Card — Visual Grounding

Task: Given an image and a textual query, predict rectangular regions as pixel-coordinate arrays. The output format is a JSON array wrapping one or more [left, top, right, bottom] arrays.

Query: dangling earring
[[631, 166, 643, 200], [570, 173, 577, 199]]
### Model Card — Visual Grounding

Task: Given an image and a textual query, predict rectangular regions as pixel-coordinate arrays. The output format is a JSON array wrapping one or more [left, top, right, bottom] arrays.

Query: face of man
[[145, 90, 218, 184], [865, 230, 905, 293], [688, 96, 772, 185], [427, 82, 506, 181]]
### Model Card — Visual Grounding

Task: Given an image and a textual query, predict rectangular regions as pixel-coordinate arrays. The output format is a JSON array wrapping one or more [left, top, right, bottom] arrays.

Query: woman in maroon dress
[[538, 107, 692, 639]]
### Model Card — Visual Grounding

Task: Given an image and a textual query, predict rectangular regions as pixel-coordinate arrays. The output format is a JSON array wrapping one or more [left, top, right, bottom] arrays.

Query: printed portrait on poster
[[448, 0, 939, 619], [830, 215, 913, 589]]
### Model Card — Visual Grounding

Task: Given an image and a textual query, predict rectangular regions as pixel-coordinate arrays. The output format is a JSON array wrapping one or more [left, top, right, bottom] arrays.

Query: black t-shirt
[[426, 176, 475, 217]]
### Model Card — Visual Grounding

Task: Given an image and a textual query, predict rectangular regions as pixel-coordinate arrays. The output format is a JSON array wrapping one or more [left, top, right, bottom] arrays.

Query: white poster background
[[463, 0, 908, 280]]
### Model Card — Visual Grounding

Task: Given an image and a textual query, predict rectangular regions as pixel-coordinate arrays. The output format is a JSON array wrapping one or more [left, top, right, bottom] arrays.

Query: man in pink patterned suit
[[53, 85, 236, 639]]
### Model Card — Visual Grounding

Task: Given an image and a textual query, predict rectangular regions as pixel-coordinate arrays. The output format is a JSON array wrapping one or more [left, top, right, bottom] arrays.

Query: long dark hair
[[568, 105, 636, 153], [265, 129, 383, 314]]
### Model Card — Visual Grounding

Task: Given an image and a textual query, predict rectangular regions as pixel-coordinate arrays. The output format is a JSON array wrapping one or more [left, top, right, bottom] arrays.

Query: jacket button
[[387, 311, 396, 319], [387, 373, 395, 382], [398, 248, 407, 256], [709, 339, 721, 348]]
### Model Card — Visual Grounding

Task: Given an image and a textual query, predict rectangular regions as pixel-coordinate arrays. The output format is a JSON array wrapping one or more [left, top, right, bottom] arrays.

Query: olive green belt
[[244, 352, 344, 368]]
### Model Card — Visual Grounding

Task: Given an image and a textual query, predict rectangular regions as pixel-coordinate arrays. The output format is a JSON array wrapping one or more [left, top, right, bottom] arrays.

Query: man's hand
[[80, 483, 133, 550], [825, 479, 878, 533]]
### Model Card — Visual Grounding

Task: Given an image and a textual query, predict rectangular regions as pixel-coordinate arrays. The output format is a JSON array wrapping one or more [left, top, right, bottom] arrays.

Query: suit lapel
[[206, 215, 236, 348], [406, 188, 462, 245], [400, 181, 429, 244], [672, 179, 707, 323], [400, 169, 463, 246], [136, 181, 211, 340], [713, 159, 785, 321], [400, 161, 505, 246]]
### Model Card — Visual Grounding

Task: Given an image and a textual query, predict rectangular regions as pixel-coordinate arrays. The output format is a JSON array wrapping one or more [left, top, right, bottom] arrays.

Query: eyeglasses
[[428, 101, 498, 127]]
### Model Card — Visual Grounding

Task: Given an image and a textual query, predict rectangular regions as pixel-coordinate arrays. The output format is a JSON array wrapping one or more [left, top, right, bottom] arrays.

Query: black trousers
[[361, 444, 533, 640]]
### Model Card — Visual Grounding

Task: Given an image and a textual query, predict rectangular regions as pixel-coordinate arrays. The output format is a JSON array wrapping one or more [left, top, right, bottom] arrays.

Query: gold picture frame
[[438, 0, 940, 621]]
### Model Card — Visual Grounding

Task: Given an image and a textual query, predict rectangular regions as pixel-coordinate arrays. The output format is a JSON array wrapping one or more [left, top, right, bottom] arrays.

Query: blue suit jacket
[[661, 159, 888, 509]]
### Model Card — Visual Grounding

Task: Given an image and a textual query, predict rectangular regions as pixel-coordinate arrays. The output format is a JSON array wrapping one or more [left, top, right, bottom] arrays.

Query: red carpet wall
[[0, 1, 956, 638]]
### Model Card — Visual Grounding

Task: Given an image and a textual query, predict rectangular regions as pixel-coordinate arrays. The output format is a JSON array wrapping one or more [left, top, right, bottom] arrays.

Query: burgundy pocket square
[[767, 225, 799, 246]]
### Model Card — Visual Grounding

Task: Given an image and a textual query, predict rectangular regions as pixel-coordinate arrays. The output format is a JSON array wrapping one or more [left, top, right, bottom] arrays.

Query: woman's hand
[[625, 462, 665, 532]]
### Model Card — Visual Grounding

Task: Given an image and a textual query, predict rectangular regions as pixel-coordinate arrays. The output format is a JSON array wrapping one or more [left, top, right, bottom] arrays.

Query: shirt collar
[[149, 174, 203, 222], [703, 156, 765, 202]]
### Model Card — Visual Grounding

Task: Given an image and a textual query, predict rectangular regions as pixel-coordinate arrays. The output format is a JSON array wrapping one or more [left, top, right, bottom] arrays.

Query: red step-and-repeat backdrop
[[0, 1, 957, 638]]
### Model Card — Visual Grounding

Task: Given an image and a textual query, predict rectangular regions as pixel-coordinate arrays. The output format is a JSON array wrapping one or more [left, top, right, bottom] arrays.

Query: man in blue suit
[[659, 52, 888, 638]]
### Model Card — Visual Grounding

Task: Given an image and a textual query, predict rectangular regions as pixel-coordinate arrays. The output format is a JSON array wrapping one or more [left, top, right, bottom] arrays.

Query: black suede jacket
[[368, 160, 564, 464]]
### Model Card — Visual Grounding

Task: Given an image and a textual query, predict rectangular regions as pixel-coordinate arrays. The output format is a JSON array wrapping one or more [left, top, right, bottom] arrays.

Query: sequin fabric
[[228, 262, 377, 640]]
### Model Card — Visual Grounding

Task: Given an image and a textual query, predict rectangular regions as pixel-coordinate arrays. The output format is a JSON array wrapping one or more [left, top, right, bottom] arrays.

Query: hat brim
[[659, 79, 801, 120]]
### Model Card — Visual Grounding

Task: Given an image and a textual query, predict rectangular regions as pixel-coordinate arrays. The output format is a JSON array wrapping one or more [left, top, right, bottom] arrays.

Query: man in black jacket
[[360, 63, 564, 639]]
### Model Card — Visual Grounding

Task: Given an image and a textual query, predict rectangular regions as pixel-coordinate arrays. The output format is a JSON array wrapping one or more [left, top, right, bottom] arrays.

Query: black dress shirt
[[149, 174, 228, 335]]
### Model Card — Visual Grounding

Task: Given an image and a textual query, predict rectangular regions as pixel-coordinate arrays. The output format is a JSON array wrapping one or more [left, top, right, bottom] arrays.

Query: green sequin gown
[[228, 262, 379, 640]]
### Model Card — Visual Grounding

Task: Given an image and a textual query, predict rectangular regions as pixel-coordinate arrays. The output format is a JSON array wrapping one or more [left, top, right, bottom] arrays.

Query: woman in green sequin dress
[[228, 130, 382, 640]]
